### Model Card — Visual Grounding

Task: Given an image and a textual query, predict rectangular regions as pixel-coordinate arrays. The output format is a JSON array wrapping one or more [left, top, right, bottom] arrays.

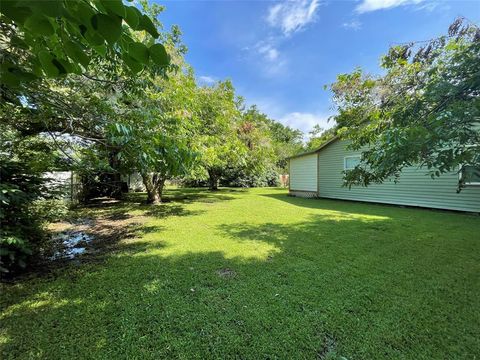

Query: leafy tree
[[2, 0, 189, 192], [108, 71, 198, 203], [305, 124, 336, 151], [0, 0, 178, 271], [0, 127, 66, 272], [242, 105, 304, 173], [234, 106, 278, 186], [1, 0, 170, 92], [264, 117, 304, 173], [329, 18, 480, 188], [195, 81, 246, 190]]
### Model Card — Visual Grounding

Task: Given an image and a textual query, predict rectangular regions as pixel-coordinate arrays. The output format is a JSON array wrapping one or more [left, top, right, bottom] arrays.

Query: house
[[288, 137, 480, 212]]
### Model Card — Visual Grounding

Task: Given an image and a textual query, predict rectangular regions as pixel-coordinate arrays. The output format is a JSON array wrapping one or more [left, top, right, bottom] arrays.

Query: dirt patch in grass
[[47, 213, 147, 254], [216, 268, 237, 278], [14, 199, 152, 279], [317, 335, 338, 359]]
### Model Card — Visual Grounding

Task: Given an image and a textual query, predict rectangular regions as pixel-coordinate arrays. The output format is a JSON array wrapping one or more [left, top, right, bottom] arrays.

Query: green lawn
[[1, 188, 479, 359]]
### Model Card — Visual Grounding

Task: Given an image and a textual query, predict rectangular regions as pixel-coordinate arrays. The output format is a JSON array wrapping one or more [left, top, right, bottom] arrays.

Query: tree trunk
[[156, 177, 166, 202], [141, 173, 164, 204], [208, 170, 218, 191], [108, 149, 123, 199]]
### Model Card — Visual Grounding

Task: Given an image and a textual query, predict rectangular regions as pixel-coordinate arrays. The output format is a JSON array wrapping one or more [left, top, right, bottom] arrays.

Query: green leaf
[[64, 41, 90, 68], [100, 0, 126, 18], [38, 51, 59, 77], [128, 42, 149, 64], [149, 43, 169, 66], [124, 6, 141, 29], [32, 0, 64, 18], [122, 54, 143, 73], [91, 13, 122, 44], [24, 15, 55, 36], [69, 1, 95, 27], [138, 14, 159, 38], [0, 3, 32, 25], [119, 34, 134, 52], [93, 44, 107, 56], [10, 35, 28, 49], [55, 58, 74, 74], [1, 63, 37, 83], [85, 29, 105, 46], [0, 69, 21, 87]]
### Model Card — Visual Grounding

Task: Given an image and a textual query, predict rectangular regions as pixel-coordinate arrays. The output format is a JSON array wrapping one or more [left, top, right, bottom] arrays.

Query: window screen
[[344, 156, 361, 170], [461, 165, 480, 185]]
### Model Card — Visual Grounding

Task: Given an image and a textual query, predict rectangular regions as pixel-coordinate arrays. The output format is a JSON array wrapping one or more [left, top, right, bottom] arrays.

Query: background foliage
[[329, 18, 480, 188], [0, 1, 304, 272]]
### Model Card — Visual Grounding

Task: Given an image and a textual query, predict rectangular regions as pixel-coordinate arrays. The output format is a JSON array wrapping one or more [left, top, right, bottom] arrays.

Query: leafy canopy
[[194, 81, 247, 184], [329, 18, 480, 188], [0, 0, 170, 89]]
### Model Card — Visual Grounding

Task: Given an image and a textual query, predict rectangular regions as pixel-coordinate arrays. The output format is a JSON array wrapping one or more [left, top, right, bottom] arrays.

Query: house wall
[[289, 153, 318, 195], [122, 173, 145, 192], [44, 171, 82, 204], [316, 139, 480, 212]]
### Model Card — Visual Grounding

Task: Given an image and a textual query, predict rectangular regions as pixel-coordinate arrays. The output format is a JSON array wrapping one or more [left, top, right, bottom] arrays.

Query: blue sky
[[156, 0, 479, 136]]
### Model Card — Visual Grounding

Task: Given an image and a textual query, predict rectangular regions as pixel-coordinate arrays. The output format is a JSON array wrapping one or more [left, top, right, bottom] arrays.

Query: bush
[[220, 167, 280, 188], [0, 159, 65, 273]]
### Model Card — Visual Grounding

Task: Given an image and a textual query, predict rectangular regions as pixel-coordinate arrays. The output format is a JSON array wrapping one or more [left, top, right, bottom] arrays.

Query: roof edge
[[286, 136, 339, 160]]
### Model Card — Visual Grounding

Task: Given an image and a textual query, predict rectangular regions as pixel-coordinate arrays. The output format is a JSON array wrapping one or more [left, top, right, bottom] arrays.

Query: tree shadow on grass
[[2, 212, 479, 359], [2, 190, 479, 359], [0, 249, 348, 359], [162, 187, 239, 204], [25, 189, 237, 280], [261, 191, 477, 220], [76, 188, 237, 218]]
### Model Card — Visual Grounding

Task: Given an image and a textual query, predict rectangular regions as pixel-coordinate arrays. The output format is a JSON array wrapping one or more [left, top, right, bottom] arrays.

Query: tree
[[109, 71, 198, 203], [195, 81, 246, 190], [0, 127, 67, 272], [219, 107, 274, 187], [242, 105, 304, 174], [1, 0, 170, 92], [305, 124, 336, 151], [0, 0, 178, 271], [329, 18, 480, 188]]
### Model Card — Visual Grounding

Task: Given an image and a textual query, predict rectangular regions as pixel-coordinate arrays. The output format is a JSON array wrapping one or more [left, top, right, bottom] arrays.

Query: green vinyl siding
[[317, 139, 480, 212], [289, 153, 318, 192]]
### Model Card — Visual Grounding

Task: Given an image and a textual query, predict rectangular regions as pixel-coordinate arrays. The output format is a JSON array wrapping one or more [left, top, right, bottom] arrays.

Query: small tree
[[195, 81, 246, 190], [0, 128, 66, 272], [253, 107, 304, 173], [306, 125, 336, 151], [328, 18, 480, 188], [233, 106, 277, 186], [108, 72, 198, 203]]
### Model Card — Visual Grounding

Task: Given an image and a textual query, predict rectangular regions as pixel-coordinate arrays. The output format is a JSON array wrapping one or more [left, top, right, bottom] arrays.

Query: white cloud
[[198, 75, 216, 85], [414, 1, 441, 12], [342, 20, 362, 30], [278, 112, 334, 138], [252, 40, 287, 77], [247, 0, 321, 77], [244, 95, 335, 140], [266, 0, 320, 36], [257, 43, 279, 61], [356, 0, 425, 13]]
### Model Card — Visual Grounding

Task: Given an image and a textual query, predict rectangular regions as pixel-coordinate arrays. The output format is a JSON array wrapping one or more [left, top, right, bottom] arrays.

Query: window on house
[[344, 155, 361, 170], [460, 165, 480, 186]]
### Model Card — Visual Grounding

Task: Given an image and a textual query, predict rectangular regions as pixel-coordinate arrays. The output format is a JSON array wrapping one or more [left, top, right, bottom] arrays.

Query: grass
[[1, 187, 479, 359]]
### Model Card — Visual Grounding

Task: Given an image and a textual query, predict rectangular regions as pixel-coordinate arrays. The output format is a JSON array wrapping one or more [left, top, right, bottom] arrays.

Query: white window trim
[[458, 164, 480, 186], [344, 155, 361, 171]]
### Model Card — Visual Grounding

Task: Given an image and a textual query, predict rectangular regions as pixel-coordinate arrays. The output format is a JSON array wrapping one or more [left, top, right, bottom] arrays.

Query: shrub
[[0, 159, 65, 273]]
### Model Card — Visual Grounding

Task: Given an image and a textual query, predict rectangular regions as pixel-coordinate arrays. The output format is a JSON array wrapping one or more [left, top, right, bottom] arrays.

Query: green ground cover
[[1, 188, 479, 359]]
